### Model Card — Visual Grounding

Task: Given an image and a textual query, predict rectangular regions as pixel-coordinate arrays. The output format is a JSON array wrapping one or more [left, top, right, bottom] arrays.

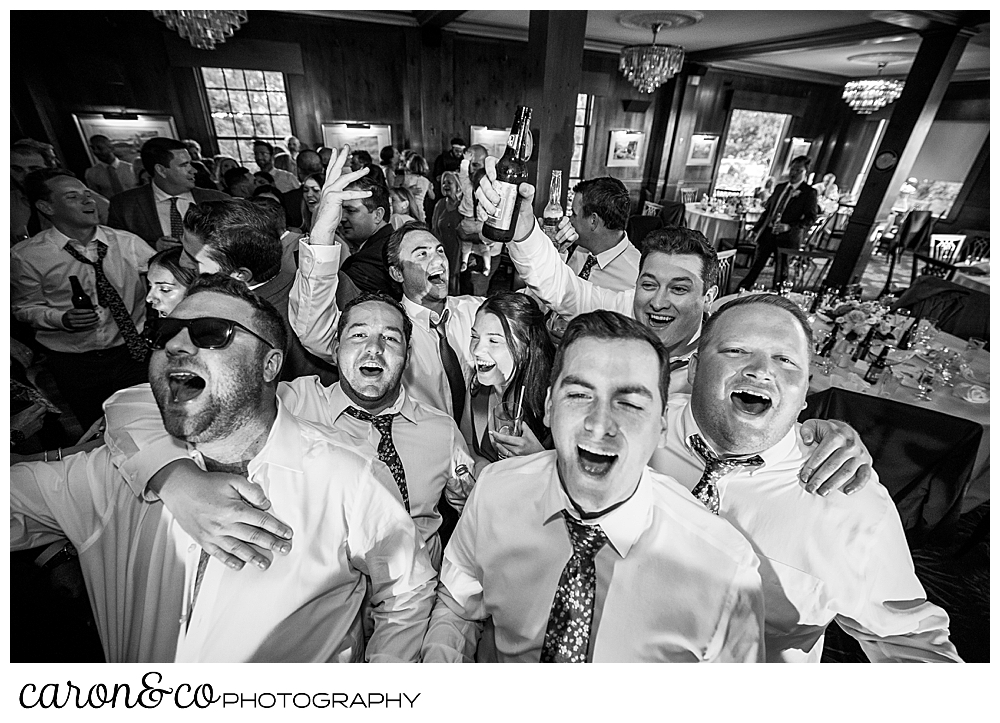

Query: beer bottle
[[70, 275, 94, 310], [851, 325, 877, 362], [818, 322, 840, 357], [483, 106, 533, 243], [864, 345, 891, 385], [542, 169, 564, 245]]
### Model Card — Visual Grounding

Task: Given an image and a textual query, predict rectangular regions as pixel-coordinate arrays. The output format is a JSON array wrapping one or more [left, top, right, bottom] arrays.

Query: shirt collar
[[540, 456, 652, 559], [329, 383, 417, 425], [152, 181, 194, 204], [401, 294, 454, 330], [678, 396, 797, 473], [49, 225, 105, 250], [593, 234, 632, 269]]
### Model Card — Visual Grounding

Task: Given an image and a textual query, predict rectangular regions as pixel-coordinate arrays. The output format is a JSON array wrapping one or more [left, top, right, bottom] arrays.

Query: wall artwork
[[470, 125, 511, 159], [606, 130, 645, 168], [73, 113, 178, 165], [685, 134, 718, 167], [321, 122, 392, 158]]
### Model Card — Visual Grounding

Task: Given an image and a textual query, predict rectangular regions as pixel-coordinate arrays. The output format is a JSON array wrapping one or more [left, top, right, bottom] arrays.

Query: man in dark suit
[[738, 155, 819, 290], [108, 137, 227, 250], [339, 176, 400, 299]]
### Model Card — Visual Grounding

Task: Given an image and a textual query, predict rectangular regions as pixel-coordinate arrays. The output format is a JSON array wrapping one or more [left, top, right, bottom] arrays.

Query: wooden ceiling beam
[[412, 11, 466, 30]]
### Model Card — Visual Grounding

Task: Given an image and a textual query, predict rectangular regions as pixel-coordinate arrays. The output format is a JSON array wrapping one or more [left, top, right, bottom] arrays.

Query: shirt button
[[188, 544, 196, 553]]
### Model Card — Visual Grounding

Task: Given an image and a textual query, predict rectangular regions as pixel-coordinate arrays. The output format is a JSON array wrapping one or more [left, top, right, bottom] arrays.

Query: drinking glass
[[492, 402, 523, 437], [914, 366, 936, 400], [965, 337, 986, 354], [877, 368, 901, 398]]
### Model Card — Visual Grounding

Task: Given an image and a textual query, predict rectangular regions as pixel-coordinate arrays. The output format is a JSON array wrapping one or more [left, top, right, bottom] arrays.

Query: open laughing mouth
[[475, 360, 496, 374], [358, 361, 384, 378], [645, 311, 674, 328], [427, 271, 447, 286], [577, 444, 618, 477], [730, 389, 772, 416], [167, 372, 206, 403]]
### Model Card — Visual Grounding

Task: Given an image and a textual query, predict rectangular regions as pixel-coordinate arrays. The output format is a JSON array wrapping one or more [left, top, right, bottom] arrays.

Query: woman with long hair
[[389, 185, 423, 227], [401, 153, 435, 220], [432, 170, 463, 294], [213, 155, 239, 191], [462, 292, 555, 466], [145, 246, 197, 320], [299, 171, 324, 232]]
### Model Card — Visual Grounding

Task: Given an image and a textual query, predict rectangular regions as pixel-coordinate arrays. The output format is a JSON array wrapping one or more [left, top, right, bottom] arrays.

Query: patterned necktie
[[63, 241, 148, 361], [343, 406, 409, 511], [578, 254, 598, 281], [106, 163, 124, 197], [540, 511, 608, 663], [431, 308, 466, 423], [169, 197, 184, 239], [688, 434, 763, 515]]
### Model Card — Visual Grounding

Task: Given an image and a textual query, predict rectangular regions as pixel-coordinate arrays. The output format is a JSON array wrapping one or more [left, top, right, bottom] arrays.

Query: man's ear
[[231, 267, 254, 284], [374, 206, 387, 225], [34, 198, 54, 217], [388, 264, 404, 284], [657, 407, 669, 448], [262, 348, 283, 383], [542, 387, 553, 428], [687, 351, 699, 387], [154, 163, 168, 180], [704, 283, 719, 307]]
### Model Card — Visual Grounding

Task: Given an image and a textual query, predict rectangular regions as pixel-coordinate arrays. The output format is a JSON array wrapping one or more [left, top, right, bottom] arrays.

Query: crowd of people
[[9, 132, 962, 663]]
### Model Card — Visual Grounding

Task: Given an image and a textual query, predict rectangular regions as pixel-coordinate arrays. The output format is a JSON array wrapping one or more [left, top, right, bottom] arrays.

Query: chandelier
[[619, 24, 685, 94], [842, 63, 904, 115], [152, 10, 248, 51]]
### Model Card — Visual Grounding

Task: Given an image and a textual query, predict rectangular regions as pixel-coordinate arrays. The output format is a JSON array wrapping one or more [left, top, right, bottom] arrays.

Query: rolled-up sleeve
[[288, 241, 345, 363]]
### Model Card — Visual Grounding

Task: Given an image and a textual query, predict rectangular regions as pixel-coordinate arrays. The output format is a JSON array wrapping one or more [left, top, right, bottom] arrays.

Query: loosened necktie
[[431, 308, 466, 423], [578, 254, 598, 281], [63, 242, 148, 361], [169, 197, 184, 239], [540, 511, 608, 663], [688, 434, 763, 515], [343, 406, 409, 511]]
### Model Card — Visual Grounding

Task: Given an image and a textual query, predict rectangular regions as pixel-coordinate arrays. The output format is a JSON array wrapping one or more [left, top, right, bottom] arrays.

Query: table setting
[[685, 199, 760, 248]]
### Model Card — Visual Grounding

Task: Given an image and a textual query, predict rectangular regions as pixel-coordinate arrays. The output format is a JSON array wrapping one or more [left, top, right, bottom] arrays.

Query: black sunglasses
[[151, 316, 276, 351]]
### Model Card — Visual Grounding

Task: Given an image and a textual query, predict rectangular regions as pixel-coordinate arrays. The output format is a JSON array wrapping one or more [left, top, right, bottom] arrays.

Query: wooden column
[[525, 10, 588, 214], [825, 24, 975, 288]]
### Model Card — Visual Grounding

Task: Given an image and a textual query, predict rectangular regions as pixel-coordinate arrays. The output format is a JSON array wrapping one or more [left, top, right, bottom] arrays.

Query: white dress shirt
[[84, 157, 138, 199], [289, 240, 482, 418], [566, 234, 640, 292], [11, 225, 154, 353], [12, 400, 437, 662], [422, 451, 765, 662], [650, 396, 961, 663], [151, 182, 195, 238]]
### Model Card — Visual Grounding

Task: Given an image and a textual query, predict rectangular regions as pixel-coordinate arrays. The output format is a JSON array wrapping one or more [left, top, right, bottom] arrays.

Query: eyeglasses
[[151, 316, 276, 351]]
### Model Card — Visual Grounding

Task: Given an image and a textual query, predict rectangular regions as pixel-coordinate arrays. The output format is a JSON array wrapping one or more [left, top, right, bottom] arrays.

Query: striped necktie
[[432, 308, 466, 423], [687, 434, 763, 514]]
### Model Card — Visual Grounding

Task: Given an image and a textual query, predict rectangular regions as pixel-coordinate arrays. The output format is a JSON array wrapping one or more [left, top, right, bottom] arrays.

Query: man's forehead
[[174, 292, 253, 323], [400, 230, 438, 252], [641, 251, 704, 281], [709, 304, 809, 348], [560, 337, 659, 382], [344, 300, 405, 329], [50, 177, 88, 194]]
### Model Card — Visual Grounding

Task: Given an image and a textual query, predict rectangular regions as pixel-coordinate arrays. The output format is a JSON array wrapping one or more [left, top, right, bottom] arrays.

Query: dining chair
[[715, 248, 737, 296], [959, 229, 990, 262], [910, 234, 966, 286], [642, 201, 663, 217], [679, 187, 697, 204], [877, 209, 934, 297], [892, 276, 989, 342], [775, 248, 836, 292]]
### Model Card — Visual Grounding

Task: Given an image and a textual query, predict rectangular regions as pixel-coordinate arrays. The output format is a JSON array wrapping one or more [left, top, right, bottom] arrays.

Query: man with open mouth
[[422, 310, 765, 662], [11, 275, 435, 662], [651, 294, 960, 662]]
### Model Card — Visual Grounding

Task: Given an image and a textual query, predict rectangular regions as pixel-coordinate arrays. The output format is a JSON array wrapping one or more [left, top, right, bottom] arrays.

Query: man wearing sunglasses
[[11, 274, 435, 662]]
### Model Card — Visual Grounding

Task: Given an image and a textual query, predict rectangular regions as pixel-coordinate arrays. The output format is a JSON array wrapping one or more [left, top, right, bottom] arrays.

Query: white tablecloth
[[685, 203, 740, 248]]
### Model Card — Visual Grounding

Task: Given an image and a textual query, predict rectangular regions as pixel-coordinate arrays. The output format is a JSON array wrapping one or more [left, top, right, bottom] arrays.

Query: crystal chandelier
[[152, 10, 248, 51], [842, 63, 904, 115], [619, 24, 685, 94]]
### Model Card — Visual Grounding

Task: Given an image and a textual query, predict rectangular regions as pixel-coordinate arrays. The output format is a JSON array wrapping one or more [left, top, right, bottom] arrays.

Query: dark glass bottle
[[851, 325, 877, 362], [70, 275, 94, 310], [482, 106, 533, 243], [896, 316, 919, 350], [818, 322, 840, 357], [864, 346, 891, 385]]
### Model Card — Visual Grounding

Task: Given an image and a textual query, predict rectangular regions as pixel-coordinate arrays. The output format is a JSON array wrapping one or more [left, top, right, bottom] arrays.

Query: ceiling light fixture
[[152, 10, 248, 51], [619, 23, 685, 94], [842, 62, 905, 114]]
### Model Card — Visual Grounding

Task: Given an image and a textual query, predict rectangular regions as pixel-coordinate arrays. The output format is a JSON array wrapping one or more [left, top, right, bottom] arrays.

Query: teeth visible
[[735, 390, 770, 401], [648, 314, 673, 323], [578, 443, 614, 457]]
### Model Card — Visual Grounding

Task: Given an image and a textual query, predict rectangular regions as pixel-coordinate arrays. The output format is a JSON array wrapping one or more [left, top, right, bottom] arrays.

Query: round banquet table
[[685, 203, 740, 249]]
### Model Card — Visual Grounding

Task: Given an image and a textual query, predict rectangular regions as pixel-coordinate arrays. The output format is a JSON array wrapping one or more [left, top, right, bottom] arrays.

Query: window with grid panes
[[200, 67, 293, 171], [567, 93, 593, 212]]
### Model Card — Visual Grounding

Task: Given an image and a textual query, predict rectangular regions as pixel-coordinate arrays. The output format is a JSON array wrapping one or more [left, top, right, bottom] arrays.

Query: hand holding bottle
[[62, 308, 99, 330], [476, 155, 536, 244]]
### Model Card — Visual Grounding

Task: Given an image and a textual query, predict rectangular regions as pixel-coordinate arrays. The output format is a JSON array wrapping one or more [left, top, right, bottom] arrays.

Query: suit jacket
[[752, 181, 819, 246], [254, 271, 339, 386], [283, 187, 305, 229], [340, 223, 401, 299], [107, 184, 229, 247]]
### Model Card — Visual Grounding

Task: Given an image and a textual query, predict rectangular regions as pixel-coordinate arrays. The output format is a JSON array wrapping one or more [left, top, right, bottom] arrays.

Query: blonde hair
[[389, 185, 424, 222]]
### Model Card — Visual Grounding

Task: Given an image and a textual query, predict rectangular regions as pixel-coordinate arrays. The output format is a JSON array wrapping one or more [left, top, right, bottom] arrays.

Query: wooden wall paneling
[[419, 30, 457, 159], [451, 36, 532, 137], [403, 27, 425, 155]]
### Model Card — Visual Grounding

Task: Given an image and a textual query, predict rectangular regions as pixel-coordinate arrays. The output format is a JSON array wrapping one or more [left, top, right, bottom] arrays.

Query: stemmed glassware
[[914, 365, 937, 400]]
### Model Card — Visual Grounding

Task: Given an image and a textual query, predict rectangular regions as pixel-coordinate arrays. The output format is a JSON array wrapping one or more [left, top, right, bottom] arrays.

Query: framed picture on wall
[[73, 113, 178, 165], [606, 130, 645, 168], [470, 125, 511, 159], [321, 122, 392, 158], [686, 134, 718, 167], [782, 137, 813, 176]]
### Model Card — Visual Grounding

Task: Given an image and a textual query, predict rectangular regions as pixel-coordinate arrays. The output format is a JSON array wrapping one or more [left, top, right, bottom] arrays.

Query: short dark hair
[[253, 139, 274, 155], [253, 170, 275, 185], [789, 155, 811, 169], [184, 273, 288, 357], [336, 292, 413, 348], [251, 184, 286, 205], [552, 310, 671, 410], [24, 168, 77, 210], [572, 177, 630, 231], [640, 226, 719, 293], [12, 138, 57, 167], [379, 145, 396, 164], [248, 195, 288, 237], [183, 199, 283, 284], [141, 137, 189, 177], [386, 221, 432, 270], [148, 246, 198, 289], [351, 149, 373, 165], [701, 293, 813, 353], [450, 137, 466, 146], [296, 150, 323, 176], [346, 176, 390, 221], [223, 167, 251, 190]]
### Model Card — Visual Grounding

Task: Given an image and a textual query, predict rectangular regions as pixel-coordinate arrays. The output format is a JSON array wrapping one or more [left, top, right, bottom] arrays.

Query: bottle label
[[542, 217, 559, 228], [485, 180, 519, 231]]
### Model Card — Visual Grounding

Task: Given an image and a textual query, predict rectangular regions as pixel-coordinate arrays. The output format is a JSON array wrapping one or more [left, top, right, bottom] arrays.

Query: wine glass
[[914, 366, 937, 400]]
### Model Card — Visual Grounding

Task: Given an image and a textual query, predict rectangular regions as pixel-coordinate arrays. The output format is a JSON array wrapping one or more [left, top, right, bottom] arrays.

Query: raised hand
[[475, 156, 537, 243], [310, 145, 373, 245]]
